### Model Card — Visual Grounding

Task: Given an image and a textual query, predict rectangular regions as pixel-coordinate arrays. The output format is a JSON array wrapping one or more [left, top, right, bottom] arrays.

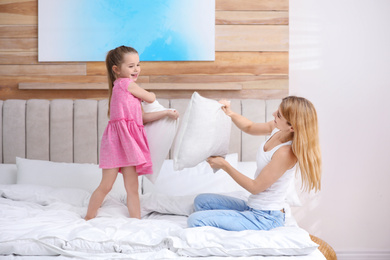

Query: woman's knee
[[187, 212, 205, 228], [193, 193, 214, 211]]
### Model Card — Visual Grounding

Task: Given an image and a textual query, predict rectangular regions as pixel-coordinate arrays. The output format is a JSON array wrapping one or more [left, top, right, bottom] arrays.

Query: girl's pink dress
[[99, 78, 152, 175]]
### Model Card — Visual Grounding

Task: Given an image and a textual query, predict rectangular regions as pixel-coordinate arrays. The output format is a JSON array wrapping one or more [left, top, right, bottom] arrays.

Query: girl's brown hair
[[105, 45, 138, 116], [280, 96, 322, 192]]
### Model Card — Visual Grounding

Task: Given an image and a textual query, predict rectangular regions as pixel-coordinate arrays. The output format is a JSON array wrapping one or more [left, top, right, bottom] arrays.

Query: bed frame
[[0, 98, 282, 164], [0, 98, 337, 260]]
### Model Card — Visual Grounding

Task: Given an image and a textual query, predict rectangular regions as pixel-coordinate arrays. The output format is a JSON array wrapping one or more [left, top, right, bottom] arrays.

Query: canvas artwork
[[38, 0, 215, 62]]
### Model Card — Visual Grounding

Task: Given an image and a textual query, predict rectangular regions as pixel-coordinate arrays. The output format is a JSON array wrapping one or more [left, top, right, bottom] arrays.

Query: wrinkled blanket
[[0, 184, 321, 259]]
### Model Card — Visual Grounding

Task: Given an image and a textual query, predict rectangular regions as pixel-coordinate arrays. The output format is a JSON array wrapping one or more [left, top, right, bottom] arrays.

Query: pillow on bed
[[171, 226, 318, 257], [143, 153, 245, 196], [0, 164, 17, 184], [15, 157, 139, 195], [172, 92, 231, 171], [0, 184, 90, 207], [140, 190, 249, 218], [142, 100, 178, 183]]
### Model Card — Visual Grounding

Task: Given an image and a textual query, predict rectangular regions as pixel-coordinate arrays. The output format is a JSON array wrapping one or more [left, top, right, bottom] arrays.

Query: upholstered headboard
[[0, 98, 282, 164]]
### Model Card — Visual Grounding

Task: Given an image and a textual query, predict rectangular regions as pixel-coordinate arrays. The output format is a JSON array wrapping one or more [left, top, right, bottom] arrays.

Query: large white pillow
[[171, 226, 318, 257], [0, 184, 90, 207], [172, 92, 231, 171], [15, 157, 139, 195], [142, 100, 178, 183], [143, 154, 245, 196]]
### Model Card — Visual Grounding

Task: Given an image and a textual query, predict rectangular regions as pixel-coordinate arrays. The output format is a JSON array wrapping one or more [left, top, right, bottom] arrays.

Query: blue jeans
[[187, 193, 285, 231]]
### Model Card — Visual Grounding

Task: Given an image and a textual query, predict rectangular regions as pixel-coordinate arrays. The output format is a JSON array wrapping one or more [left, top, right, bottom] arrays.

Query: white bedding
[[0, 184, 324, 260]]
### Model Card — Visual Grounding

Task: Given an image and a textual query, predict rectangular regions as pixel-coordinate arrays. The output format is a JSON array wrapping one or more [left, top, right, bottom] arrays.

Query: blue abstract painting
[[38, 0, 215, 62]]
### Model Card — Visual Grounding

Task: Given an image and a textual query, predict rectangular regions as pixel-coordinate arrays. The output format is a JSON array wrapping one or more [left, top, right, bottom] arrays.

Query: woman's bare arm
[[219, 99, 274, 136], [207, 146, 297, 194]]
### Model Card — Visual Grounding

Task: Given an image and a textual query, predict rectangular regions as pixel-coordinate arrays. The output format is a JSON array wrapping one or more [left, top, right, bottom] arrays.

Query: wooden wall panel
[[0, 0, 37, 25], [0, 38, 36, 51], [216, 25, 288, 51], [216, 0, 288, 11], [0, 0, 289, 100], [87, 52, 288, 76], [216, 11, 288, 25], [0, 25, 37, 37], [0, 52, 37, 64], [0, 64, 86, 76]]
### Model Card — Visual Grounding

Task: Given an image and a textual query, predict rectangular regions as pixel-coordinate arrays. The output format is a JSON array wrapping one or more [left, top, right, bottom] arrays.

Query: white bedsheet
[[0, 184, 324, 260]]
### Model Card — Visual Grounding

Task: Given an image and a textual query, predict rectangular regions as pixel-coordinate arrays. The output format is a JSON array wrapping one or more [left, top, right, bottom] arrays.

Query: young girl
[[187, 96, 321, 231], [85, 45, 179, 220]]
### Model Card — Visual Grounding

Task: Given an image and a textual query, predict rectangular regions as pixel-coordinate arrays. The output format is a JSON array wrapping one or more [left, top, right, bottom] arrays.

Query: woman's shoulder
[[273, 145, 297, 165], [270, 127, 280, 136]]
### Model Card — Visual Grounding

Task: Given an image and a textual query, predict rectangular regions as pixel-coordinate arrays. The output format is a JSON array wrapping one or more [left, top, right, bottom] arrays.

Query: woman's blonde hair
[[105, 45, 138, 117], [280, 96, 322, 192]]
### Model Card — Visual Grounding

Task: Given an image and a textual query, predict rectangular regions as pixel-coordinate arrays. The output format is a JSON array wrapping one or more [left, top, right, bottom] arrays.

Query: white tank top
[[247, 128, 297, 211]]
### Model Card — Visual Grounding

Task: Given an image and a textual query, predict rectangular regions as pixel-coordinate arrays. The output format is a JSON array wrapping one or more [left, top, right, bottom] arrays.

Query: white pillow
[[140, 190, 249, 218], [142, 100, 178, 183], [0, 164, 17, 184], [172, 92, 231, 171], [140, 192, 196, 218], [143, 154, 243, 196], [15, 157, 140, 195], [0, 184, 90, 207], [171, 226, 318, 257]]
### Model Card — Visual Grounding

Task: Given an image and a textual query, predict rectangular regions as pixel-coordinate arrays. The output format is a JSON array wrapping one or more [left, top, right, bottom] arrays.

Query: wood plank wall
[[0, 0, 288, 100]]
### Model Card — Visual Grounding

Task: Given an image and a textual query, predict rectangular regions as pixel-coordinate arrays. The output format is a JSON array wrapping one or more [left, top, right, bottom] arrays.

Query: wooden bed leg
[[310, 234, 337, 260]]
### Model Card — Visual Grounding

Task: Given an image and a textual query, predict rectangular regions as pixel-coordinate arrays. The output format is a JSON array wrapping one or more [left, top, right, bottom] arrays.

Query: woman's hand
[[207, 156, 228, 170], [166, 109, 179, 120], [219, 99, 233, 116]]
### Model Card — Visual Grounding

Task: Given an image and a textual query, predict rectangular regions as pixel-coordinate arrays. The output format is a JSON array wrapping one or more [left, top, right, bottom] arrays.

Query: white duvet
[[0, 184, 323, 259]]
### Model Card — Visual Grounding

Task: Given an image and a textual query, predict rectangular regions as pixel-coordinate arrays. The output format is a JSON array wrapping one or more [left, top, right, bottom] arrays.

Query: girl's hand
[[167, 110, 179, 120], [219, 99, 233, 116], [207, 156, 228, 170]]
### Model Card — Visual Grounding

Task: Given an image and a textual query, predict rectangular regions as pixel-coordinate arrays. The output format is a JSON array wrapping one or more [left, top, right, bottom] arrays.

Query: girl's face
[[114, 52, 141, 81], [272, 108, 293, 132]]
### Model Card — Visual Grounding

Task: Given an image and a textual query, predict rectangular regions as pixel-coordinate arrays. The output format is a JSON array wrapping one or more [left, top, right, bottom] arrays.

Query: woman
[[187, 96, 321, 231]]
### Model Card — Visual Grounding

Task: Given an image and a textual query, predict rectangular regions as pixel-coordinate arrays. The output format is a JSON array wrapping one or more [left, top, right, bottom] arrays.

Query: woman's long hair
[[280, 96, 322, 192], [105, 45, 138, 117]]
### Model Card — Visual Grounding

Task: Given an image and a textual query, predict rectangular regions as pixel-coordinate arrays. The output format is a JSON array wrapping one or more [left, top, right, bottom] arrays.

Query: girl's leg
[[193, 193, 248, 212], [85, 168, 119, 220], [121, 166, 140, 219]]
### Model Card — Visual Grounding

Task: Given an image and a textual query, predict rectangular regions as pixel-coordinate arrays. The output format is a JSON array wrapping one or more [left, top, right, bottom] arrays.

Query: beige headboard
[[0, 98, 282, 164]]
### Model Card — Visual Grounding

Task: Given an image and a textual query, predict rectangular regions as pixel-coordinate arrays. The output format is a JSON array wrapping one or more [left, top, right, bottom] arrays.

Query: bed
[[0, 97, 336, 259]]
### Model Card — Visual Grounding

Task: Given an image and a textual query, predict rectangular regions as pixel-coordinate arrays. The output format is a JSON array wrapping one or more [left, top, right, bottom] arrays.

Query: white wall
[[290, 0, 390, 258]]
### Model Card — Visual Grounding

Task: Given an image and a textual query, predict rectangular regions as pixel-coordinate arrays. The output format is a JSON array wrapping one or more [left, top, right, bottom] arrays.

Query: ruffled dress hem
[[99, 118, 153, 175]]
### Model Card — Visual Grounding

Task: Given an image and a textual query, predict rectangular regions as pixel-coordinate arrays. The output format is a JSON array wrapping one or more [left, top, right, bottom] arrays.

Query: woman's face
[[272, 108, 292, 132]]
